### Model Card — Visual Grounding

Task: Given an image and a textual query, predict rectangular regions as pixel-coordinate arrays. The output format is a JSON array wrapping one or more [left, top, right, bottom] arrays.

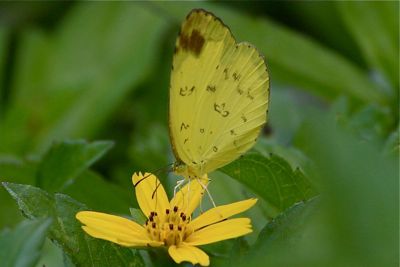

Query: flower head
[[76, 172, 257, 266]]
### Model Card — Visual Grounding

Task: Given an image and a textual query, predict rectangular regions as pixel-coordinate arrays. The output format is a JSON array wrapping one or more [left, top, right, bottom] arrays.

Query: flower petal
[[76, 211, 162, 247], [132, 172, 170, 219], [81, 226, 162, 247], [185, 218, 252, 246], [170, 175, 208, 215], [189, 198, 257, 230], [168, 244, 209, 266]]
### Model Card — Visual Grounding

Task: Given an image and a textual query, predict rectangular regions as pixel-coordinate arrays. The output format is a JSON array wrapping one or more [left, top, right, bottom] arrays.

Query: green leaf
[[0, 218, 52, 267], [253, 198, 319, 250], [294, 112, 398, 266], [129, 208, 147, 225], [240, 198, 321, 267], [2, 182, 54, 220], [129, 124, 170, 173], [225, 238, 250, 267], [2, 182, 144, 267], [35, 239, 64, 267], [220, 152, 317, 213], [0, 26, 9, 115], [0, 140, 126, 227], [151, 2, 386, 105], [332, 97, 395, 142], [0, 2, 167, 155], [64, 170, 132, 214], [347, 105, 394, 141], [0, 157, 37, 227], [338, 2, 399, 91], [384, 126, 399, 155], [37, 140, 113, 192], [276, 2, 363, 65], [255, 138, 312, 174]]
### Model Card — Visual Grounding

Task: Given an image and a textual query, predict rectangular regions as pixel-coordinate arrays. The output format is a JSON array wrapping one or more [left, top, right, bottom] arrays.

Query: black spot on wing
[[214, 103, 230, 117], [206, 85, 216, 93], [179, 86, 195, 96], [180, 122, 189, 131]]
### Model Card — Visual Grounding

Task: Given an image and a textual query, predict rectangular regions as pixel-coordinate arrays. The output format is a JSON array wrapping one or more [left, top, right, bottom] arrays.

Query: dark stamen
[[178, 226, 182, 231], [152, 222, 156, 228], [182, 215, 186, 221], [180, 212, 184, 217], [173, 206, 178, 212], [169, 224, 174, 230], [166, 209, 170, 214]]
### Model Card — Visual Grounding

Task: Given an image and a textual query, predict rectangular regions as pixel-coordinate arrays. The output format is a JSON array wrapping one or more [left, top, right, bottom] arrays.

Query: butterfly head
[[173, 161, 201, 180]]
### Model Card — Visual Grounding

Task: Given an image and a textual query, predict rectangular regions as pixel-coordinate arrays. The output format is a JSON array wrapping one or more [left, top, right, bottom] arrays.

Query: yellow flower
[[76, 172, 257, 266]]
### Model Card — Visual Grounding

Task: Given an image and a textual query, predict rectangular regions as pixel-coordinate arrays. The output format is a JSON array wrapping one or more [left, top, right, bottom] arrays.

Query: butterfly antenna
[[151, 164, 178, 200], [151, 181, 162, 199], [134, 163, 174, 187]]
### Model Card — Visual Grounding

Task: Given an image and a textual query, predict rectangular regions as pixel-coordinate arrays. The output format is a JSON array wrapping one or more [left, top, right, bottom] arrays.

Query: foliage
[[3, 182, 144, 267], [220, 152, 316, 214], [0, 2, 398, 267], [0, 218, 51, 267]]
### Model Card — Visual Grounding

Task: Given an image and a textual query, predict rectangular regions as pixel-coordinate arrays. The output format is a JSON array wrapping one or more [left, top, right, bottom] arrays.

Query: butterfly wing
[[169, 9, 270, 176]]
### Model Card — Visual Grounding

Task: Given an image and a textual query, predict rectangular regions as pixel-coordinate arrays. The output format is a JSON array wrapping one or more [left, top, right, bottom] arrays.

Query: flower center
[[144, 206, 192, 246]]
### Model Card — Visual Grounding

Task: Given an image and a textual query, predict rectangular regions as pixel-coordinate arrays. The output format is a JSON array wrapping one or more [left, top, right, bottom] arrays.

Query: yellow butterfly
[[170, 9, 270, 182]]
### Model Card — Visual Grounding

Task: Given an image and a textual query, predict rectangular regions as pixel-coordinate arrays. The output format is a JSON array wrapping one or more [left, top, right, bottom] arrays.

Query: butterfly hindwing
[[169, 9, 270, 176]]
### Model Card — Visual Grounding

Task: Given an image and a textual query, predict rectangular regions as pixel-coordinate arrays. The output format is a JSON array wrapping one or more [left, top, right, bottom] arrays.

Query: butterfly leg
[[173, 178, 186, 197], [185, 178, 191, 210], [196, 177, 216, 208]]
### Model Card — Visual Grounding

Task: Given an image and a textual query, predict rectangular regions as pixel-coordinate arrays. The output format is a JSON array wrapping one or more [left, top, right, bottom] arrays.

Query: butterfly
[[169, 9, 270, 181]]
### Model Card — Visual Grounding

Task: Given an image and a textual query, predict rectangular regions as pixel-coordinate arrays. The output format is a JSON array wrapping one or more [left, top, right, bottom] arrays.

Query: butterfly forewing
[[169, 9, 269, 176]]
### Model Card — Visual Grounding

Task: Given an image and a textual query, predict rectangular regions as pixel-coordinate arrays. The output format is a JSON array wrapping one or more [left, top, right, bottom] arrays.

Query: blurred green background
[[0, 2, 398, 267]]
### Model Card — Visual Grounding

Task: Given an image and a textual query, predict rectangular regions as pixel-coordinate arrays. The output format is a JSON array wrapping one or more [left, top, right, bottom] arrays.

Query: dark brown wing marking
[[178, 29, 205, 56]]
